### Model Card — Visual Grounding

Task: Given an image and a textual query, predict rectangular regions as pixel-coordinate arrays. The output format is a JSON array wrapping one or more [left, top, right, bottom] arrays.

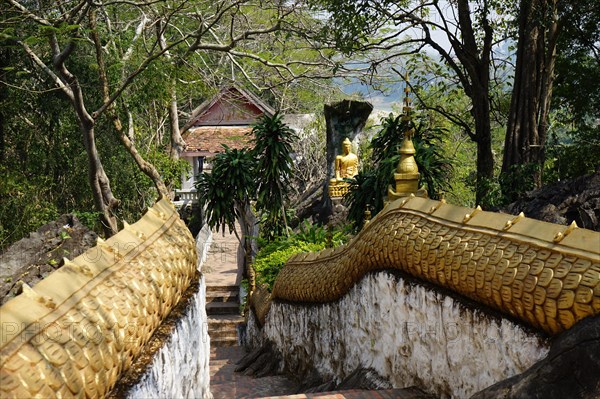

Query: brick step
[[206, 290, 239, 303], [211, 336, 239, 347], [206, 301, 240, 315], [209, 329, 238, 340], [256, 388, 431, 398], [206, 284, 238, 293], [209, 323, 240, 334], [208, 314, 244, 325]]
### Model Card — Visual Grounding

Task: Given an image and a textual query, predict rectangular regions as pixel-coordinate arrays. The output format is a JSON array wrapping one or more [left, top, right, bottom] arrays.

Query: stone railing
[[0, 199, 197, 398], [253, 196, 600, 335], [175, 188, 199, 202]]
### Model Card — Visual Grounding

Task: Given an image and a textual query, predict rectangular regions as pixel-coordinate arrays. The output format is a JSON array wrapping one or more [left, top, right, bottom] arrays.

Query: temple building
[[175, 86, 276, 201], [175, 86, 313, 203]]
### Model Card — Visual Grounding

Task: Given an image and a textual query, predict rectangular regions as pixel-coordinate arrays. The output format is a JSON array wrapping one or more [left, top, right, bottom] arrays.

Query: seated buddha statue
[[329, 138, 359, 198]]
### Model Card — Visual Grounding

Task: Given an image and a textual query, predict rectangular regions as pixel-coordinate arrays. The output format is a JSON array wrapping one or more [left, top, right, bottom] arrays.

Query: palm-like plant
[[251, 112, 298, 239], [195, 145, 255, 236]]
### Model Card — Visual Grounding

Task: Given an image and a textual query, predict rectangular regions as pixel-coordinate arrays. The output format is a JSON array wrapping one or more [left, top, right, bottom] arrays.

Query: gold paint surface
[[0, 199, 197, 398], [266, 197, 600, 336]]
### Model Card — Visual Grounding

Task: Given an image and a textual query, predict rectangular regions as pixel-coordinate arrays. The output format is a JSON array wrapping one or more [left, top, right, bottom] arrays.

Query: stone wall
[[0, 199, 198, 398], [270, 196, 600, 335], [248, 272, 549, 398], [247, 195, 599, 397], [126, 276, 211, 399], [123, 223, 213, 399]]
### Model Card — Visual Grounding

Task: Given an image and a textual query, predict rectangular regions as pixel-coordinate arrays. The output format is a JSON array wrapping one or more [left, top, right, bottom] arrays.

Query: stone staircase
[[206, 285, 244, 347]]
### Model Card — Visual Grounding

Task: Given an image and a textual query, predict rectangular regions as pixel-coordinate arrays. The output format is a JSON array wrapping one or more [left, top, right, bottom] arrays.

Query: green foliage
[[499, 163, 538, 204], [72, 211, 102, 231], [253, 222, 350, 291], [545, 126, 600, 182], [475, 163, 539, 209], [0, 167, 58, 250], [254, 240, 326, 291], [344, 113, 452, 230], [196, 146, 255, 235], [146, 150, 190, 190], [1, 0, 340, 246], [477, 177, 505, 210], [196, 114, 299, 239], [343, 168, 385, 231], [251, 112, 298, 239], [547, 2, 600, 182], [413, 126, 454, 200], [294, 220, 351, 247]]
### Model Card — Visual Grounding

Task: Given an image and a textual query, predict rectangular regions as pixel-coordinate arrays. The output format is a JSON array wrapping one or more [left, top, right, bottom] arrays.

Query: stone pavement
[[203, 226, 241, 286], [203, 226, 430, 399], [210, 346, 298, 398], [204, 225, 297, 398]]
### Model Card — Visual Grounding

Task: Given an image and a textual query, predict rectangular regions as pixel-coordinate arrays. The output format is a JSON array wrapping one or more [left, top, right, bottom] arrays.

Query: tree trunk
[[52, 45, 120, 236], [474, 101, 495, 204], [80, 121, 120, 236], [168, 89, 185, 160], [503, 0, 559, 186], [90, 14, 170, 200], [156, 23, 185, 161], [236, 201, 259, 292], [448, 0, 495, 205]]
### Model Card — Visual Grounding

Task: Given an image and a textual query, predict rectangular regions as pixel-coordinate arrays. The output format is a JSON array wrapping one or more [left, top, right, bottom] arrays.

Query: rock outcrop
[[505, 168, 600, 232]]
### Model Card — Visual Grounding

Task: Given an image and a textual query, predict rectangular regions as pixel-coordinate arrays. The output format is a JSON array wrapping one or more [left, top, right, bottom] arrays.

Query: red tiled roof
[[181, 86, 275, 133], [182, 126, 253, 153]]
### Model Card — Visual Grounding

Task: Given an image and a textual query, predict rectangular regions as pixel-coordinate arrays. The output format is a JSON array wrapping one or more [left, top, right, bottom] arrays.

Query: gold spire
[[387, 74, 428, 202], [402, 73, 412, 121]]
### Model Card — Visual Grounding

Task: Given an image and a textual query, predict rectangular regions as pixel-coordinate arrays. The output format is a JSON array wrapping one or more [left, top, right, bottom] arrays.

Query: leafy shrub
[[0, 167, 58, 250], [72, 211, 102, 232], [253, 222, 351, 291], [254, 240, 326, 291]]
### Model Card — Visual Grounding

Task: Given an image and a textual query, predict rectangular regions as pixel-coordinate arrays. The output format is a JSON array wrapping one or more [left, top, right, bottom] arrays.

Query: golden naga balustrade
[[0, 198, 197, 398], [266, 196, 600, 335]]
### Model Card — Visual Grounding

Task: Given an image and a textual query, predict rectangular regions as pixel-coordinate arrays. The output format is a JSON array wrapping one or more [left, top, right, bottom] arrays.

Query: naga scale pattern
[[250, 284, 272, 327], [0, 199, 197, 398], [271, 197, 600, 335]]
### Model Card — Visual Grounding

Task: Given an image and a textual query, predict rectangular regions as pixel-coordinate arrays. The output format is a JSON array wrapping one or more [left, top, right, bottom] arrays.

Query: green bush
[[254, 240, 326, 291], [0, 167, 58, 250], [253, 222, 351, 291]]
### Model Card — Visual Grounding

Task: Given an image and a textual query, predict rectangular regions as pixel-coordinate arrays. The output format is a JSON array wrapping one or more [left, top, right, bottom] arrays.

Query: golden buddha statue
[[329, 138, 358, 198], [334, 138, 359, 181]]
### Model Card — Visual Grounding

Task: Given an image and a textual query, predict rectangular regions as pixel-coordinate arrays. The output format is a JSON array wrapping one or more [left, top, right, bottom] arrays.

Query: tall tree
[[1, 0, 335, 236], [307, 0, 508, 204], [502, 0, 559, 186]]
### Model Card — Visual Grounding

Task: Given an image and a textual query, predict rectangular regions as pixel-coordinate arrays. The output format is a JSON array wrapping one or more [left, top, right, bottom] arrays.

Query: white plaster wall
[[196, 224, 213, 270], [127, 225, 213, 399], [181, 157, 196, 190], [127, 277, 211, 399], [249, 272, 550, 399]]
